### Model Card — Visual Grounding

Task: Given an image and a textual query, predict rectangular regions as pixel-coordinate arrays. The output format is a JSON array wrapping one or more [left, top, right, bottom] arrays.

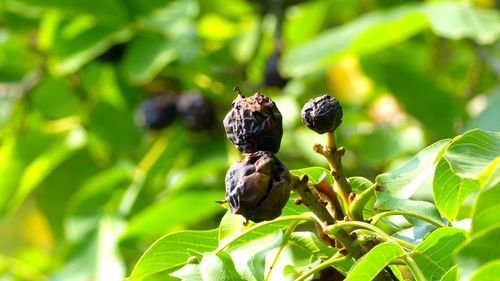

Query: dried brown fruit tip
[[223, 88, 283, 153]]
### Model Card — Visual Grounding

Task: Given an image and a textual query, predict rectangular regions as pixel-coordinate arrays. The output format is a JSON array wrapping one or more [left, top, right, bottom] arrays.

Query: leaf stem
[[314, 131, 352, 210], [349, 183, 377, 221], [294, 252, 350, 281], [291, 175, 335, 225], [265, 221, 300, 281], [370, 210, 445, 228], [214, 214, 315, 254], [291, 175, 361, 256], [326, 221, 415, 251]]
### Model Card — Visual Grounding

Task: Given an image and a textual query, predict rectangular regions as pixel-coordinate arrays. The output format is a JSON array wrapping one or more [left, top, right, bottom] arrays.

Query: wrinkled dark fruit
[[97, 43, 127, 62], [225, 151, 291, 222], [139, 95, 178, 130], [177, 93, 216, 131], [301, 95, 343, 134], [223, 91, 283, 153], [263, 51, 288, 89]]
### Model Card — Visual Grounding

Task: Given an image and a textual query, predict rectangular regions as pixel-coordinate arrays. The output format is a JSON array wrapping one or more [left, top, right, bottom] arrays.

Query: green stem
[[291, 175, 361, 255], [326, 221, 414, 251], [294, 252, 350, 281], [404, 254, 426, 281], [214, 214, 315, 254], [370, 210, 445, 228], [265, 221, 300, 281], [349, 183, 377, 221], [291, 175, 336, 225], [314, 131, 352, 210]]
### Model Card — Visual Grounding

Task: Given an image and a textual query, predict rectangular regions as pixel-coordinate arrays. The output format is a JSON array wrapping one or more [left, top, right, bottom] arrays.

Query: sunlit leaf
[[290, 167, 333, 185], [282, 2, 500, 77], [470, 260, 500, 281], [125, 229, 219, 281], [375, 140, 449, 225], [345, 242, 403, 281], [434, 129, 500, 220], [171, 252, 242, 281], [122, 190, 224, 241], [288, 232, 337, 260], [49, 23, 132, 74], [471, 181, 500, 234], [376, 139, 449, 201], [410, 227, 467, 280], [53, 216, 126, 281], [440, 265, 457, 281], [457, 226, 500, 280]]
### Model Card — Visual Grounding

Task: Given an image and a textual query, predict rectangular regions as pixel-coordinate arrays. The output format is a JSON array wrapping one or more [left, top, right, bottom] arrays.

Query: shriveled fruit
[[223, 89, 283, 153], [225, 151, 291, 222], [301, 95, 343, 134], [177, 93, 215, 131], [138, 95, 178, 130]]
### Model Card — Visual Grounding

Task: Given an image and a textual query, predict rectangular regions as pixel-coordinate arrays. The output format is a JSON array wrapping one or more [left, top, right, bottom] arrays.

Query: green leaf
[[9, 128, 86, 213], [247, 231, 283, 281], [433, 158, 481, 220], [470, 260, 500, 281], [8, 0, 128, 24], [218, 211, 246, 246], [344, 242, 403, 281], [126, 229, 219, 281], [65, 164, 132, 242], [444, 129, 500, 179], [281, 196, 310, 216], [290, 167, 333, 186], [219, 218, 292, 252], [53, 215, 126, 281], [120, 35, 176, 85], [422, 2, 500, 44], [440, 266, 457, 281], [471, 181, 500, 234], [31, 77, 81, 119], [433, 129, 500, 220], [376, 139, 450, 201], [122, 190, 224, 241], [410, 227, 467, 280], [0, 33, 39, 82], [171, 252, 242, 281], [49, 23, 132, 75], [349, 177, 377, 219], [282, 2, 500, 77], [375, 140, 448, 225], [288, 232, 337, 260], [282, 4, 428, 77], [457, 226, 500, 280]]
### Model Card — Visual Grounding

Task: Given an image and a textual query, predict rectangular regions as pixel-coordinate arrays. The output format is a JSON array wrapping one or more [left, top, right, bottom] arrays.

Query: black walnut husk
[[97, 43, 127, 63], [223, 90, 283, 153], [139, 95, 178, 130], [301, 95, 343, 134], [225, 151, 291, 222], [263, 50, 289, 89], [177, 93, 216, 131]]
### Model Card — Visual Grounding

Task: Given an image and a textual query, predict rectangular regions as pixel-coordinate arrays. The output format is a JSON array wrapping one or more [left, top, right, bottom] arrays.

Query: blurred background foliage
[[0, 0, 499, 280]]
